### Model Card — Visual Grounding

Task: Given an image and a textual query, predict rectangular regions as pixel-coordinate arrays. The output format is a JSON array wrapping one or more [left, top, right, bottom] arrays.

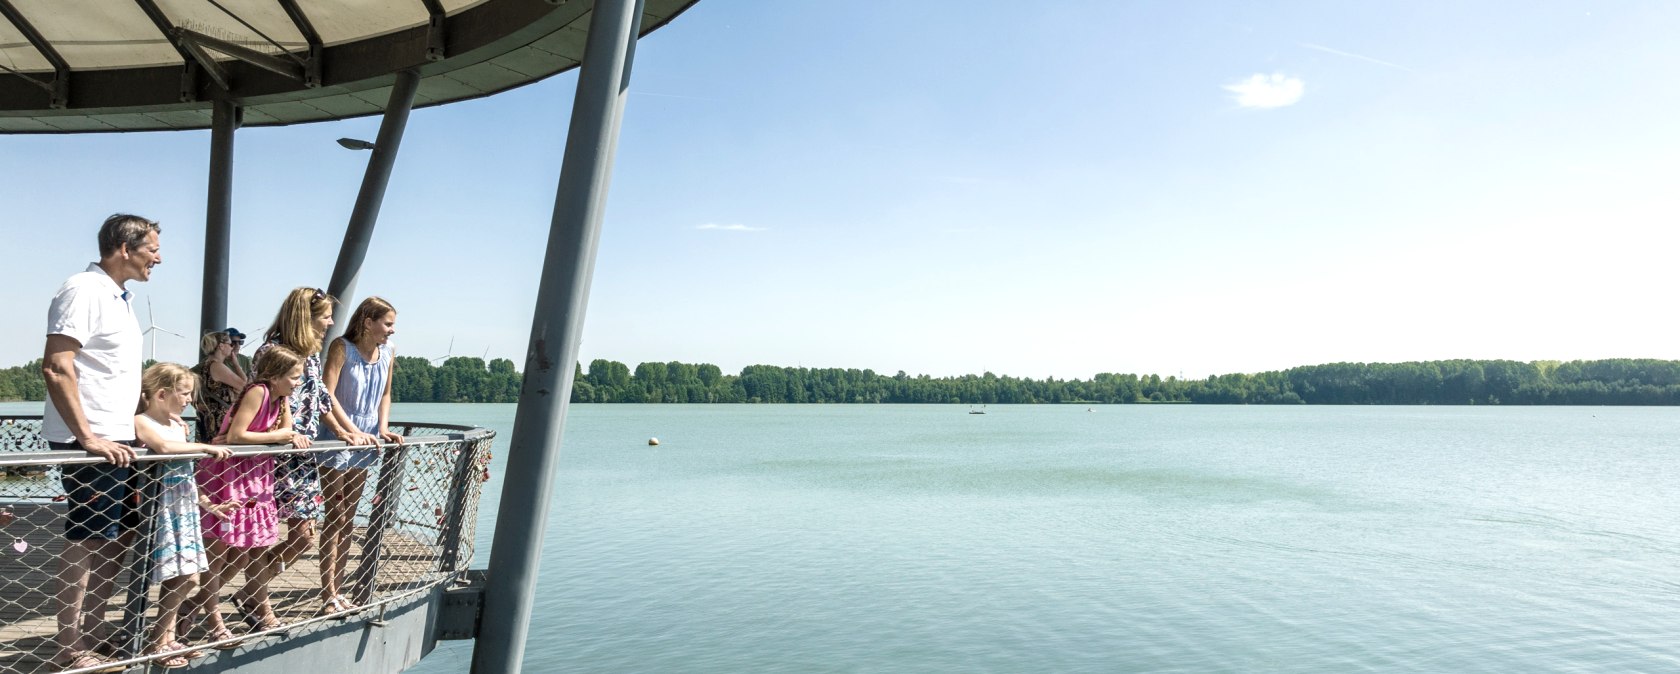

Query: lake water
[[8, 402, 1680, 672]]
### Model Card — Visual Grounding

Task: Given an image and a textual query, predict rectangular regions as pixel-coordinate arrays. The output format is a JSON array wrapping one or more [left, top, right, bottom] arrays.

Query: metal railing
[[0, 416, 495, 674]]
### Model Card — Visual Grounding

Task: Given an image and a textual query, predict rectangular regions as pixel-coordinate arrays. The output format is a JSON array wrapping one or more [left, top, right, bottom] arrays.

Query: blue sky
[[4, 0, 1679, 380]]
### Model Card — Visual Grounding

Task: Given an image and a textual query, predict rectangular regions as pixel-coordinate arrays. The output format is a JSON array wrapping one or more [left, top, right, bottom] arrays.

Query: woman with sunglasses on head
[[245, 288, 376, 615], [192, 331, 246, 443]]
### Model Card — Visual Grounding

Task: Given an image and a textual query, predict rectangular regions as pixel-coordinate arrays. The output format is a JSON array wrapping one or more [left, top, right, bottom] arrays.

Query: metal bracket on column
[[0, 0, 69, 108], [421, 0, 447, 62], [436, 569, 488, 640], [179, 38, 230, 91], [131, 0, 221, 96], [277, 0, 323, 87], [178, 61, 200, 102]]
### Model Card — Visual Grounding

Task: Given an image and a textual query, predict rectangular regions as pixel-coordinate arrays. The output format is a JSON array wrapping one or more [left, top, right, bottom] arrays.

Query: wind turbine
[[430, 336, 455, 365], [142, 297, 184, 362]]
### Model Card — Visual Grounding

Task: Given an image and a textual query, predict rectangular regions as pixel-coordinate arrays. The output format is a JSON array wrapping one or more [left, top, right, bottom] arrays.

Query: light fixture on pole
[[337, 137, 375, 150]]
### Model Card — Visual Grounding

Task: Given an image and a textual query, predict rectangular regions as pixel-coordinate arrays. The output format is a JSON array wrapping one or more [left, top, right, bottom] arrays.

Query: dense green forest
[[560, 358, 1680, 405], [6, 357, 1680, 406]]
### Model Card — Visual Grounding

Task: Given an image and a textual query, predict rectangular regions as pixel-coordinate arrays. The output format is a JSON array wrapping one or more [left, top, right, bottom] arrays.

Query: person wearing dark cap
[[222, 328, 248, 381], [192, 331, 245, 443]]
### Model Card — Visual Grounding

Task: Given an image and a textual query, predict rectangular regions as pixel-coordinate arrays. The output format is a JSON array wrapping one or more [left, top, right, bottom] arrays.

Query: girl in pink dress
[[190, 347, 306, 640]]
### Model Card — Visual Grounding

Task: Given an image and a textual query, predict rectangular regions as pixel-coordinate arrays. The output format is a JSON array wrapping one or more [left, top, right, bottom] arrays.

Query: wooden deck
[[0, 503, 446, 674]]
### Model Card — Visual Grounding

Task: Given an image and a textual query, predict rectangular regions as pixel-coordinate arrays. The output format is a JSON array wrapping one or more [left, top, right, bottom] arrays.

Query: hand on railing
[[78, 437, 136, 467], [342, 431, 379, 446]]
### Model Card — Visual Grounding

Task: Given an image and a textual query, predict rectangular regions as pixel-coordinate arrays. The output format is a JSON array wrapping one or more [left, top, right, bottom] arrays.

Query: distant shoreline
[[6, 357, 1680, 406]]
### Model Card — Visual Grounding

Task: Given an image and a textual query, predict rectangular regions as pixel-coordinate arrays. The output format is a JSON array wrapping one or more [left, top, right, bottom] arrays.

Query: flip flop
[[55, 651, 122, 673], [205, 625, 244, 650], [145, 647, 191, 670]]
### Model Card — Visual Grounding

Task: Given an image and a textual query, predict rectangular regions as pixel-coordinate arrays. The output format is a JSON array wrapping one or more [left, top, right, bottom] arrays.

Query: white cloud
[[695, 223, 766, 232], [1223, 73, 1304, 109]]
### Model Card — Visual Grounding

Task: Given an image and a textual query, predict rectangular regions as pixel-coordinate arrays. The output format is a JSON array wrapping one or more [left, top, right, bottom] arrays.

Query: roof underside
[[0, 0, 699, 133]]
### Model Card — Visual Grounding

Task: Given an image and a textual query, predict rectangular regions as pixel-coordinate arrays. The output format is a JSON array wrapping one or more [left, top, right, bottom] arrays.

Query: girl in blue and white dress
[[133, 363, 232, 668], [317, 297, 404, 614]]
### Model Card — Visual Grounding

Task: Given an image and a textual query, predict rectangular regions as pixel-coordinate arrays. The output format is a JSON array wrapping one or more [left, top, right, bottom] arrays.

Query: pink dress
[[197, 382, 282, 548]]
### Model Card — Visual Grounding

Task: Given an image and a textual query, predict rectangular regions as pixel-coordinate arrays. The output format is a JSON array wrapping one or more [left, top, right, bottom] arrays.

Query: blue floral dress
[[256, 339, 327, 520], [138, 414, 210, 582]]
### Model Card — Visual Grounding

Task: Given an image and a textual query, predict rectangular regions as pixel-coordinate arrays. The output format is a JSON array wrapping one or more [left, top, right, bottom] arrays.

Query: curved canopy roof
[[0, 0, 699, 133]]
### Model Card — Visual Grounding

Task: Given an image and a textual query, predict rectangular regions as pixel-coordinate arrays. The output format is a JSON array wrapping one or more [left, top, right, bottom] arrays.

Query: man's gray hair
[[96, 213, 161, 257]]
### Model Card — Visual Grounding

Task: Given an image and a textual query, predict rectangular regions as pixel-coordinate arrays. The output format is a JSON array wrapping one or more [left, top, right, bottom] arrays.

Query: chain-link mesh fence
[[0, 417, 494, 674]]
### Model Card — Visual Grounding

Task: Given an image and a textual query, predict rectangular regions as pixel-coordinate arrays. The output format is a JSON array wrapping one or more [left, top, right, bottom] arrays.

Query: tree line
[[6, 357, 1680, 406], [565, 357, 1680, 405]]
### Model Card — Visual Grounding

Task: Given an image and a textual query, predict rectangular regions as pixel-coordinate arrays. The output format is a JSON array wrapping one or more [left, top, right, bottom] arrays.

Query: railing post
[[474, 0, 645, 670], [438, 437, 483, 573], [350, 443, 409, 605], [114, 461, 165, 657]]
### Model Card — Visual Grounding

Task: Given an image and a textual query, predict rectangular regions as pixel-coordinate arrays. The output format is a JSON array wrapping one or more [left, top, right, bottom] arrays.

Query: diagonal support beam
[[131, 0, 215, 97], [322, 69, 422, 347], [175, 28, 305, 81], [474, 0, 646, 670], [0, 0, 69, 108], [276, 0, 322, 86], [177, 38, 231, 91]]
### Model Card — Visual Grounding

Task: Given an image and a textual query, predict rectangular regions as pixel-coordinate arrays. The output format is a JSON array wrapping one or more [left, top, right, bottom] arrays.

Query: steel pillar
[[200, 99, 237, 338], [471, 0, 644, 670], [323, 69, 421, 345]]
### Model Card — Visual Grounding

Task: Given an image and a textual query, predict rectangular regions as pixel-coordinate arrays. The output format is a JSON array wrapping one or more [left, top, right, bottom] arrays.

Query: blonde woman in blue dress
[[317, 297, 404, 614], [132, 363, 233, 667]]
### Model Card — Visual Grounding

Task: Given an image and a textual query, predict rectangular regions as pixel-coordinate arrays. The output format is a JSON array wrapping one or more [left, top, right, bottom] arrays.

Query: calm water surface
[[402, 403, 1680, 673], [9, 402, 1678, 671]]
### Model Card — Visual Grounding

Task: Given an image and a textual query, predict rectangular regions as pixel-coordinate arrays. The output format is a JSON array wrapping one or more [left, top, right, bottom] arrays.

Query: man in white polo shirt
[[41, 213, 161, 670]]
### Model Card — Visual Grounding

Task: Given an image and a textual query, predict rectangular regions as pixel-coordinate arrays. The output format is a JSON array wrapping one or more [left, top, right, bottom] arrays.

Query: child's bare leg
[[194, 540, 237, 633], [151, 576, 192, 649], [248, 519, 315, 605], [236, 547, 280, 624]]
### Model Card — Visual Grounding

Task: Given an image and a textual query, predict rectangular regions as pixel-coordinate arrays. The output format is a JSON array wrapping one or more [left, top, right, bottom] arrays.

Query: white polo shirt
[[42, 263, 143, 443]]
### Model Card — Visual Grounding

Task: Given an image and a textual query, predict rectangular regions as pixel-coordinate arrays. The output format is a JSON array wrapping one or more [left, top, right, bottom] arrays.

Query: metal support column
[[323, 69, 421, 345], [200, 99, 237, 338], [471, 0, 644, 670]]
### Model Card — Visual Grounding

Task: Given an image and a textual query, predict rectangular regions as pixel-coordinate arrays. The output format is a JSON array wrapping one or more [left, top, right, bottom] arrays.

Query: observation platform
[[5, 0, 693, 669], [0, 417, 496, 674]]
